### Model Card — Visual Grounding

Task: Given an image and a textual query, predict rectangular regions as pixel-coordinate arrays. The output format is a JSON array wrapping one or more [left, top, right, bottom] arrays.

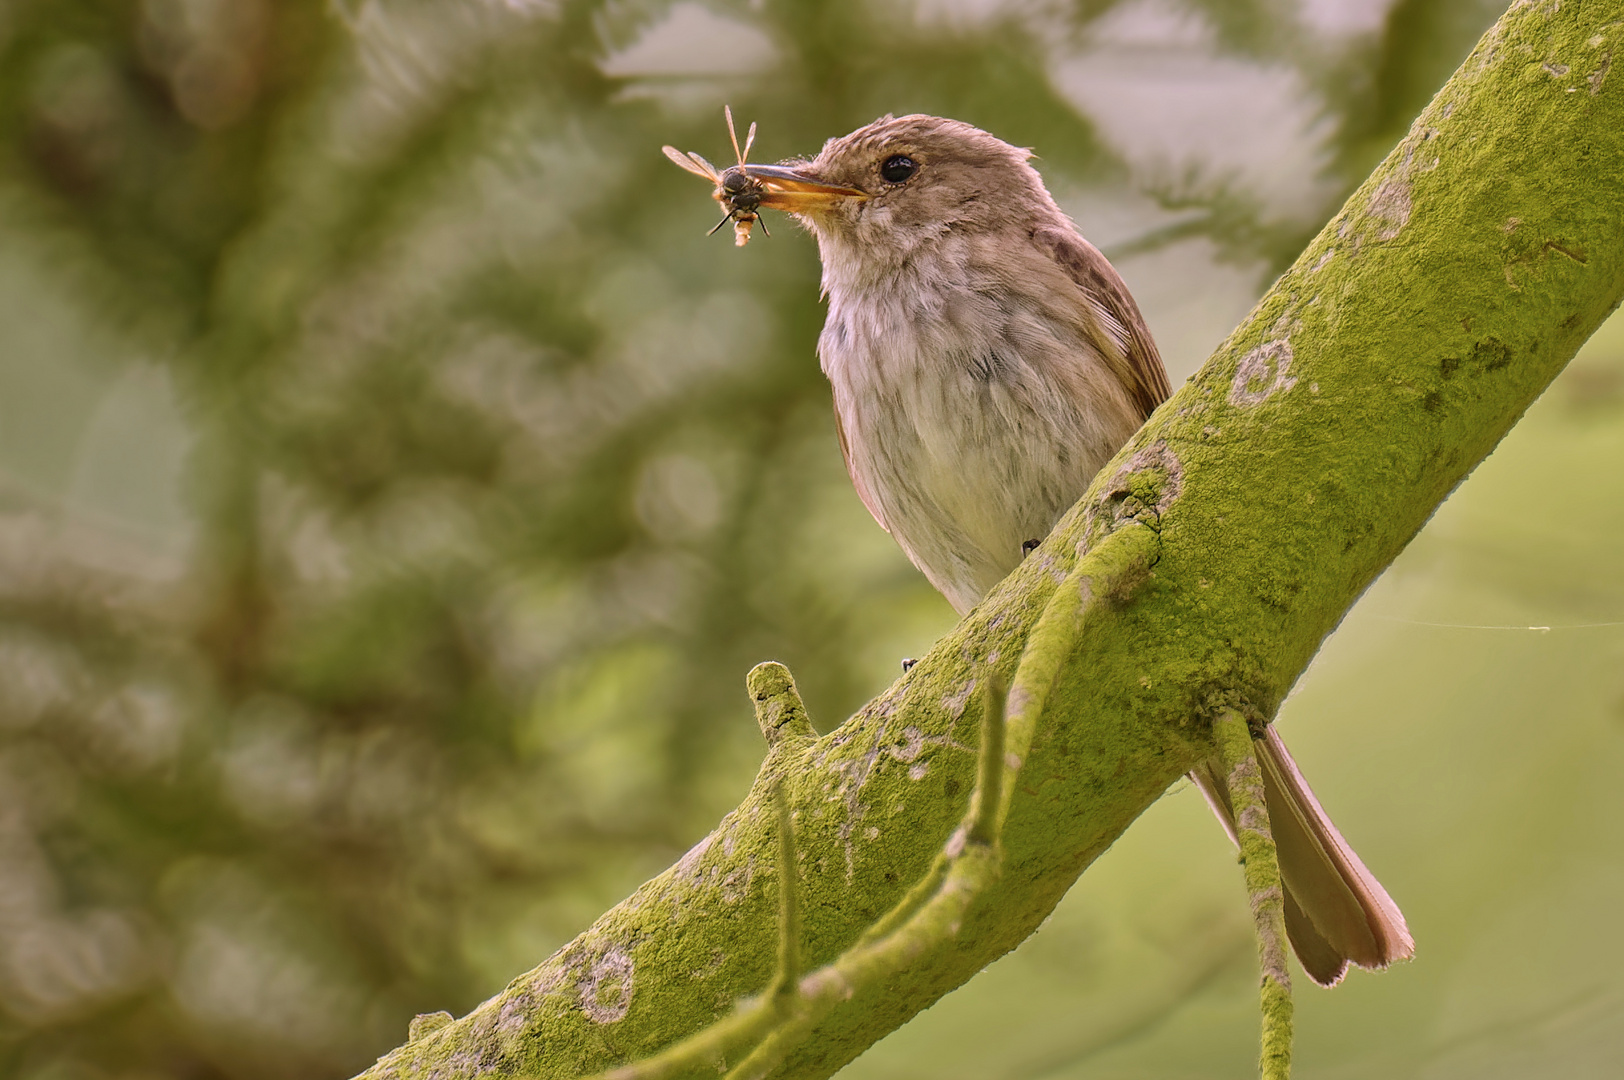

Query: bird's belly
[[833, 357, 1115, 614]]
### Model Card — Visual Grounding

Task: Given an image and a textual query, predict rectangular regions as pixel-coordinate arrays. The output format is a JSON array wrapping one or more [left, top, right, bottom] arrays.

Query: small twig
[[851, 853, 949, 950], [997, 522, 1159, 829], [967, 670, 1007, 846], [1213, 708, 1294, 1080], [770, 777, 800, 997], [854, 666, 1011, 950], [747, 661, 815, 749]]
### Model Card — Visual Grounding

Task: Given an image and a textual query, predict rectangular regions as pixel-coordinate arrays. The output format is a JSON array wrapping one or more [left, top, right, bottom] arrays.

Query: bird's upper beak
[[745, 164, 868, 213]]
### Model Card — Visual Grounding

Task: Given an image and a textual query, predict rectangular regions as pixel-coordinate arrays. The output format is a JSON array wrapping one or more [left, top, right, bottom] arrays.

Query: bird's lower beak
[[746, 165, 869, 212]]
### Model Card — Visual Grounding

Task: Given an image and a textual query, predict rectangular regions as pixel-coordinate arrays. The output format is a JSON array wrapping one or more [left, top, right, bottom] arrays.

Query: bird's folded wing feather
[[1033, 226, 1172, 421]]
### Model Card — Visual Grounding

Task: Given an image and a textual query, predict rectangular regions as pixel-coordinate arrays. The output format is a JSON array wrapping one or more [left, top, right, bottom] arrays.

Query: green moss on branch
[[1214, 709, 1294, 1079]]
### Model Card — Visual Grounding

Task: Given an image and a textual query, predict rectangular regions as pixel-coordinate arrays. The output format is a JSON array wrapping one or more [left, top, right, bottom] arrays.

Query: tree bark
[[357, 3, 1624, 1078]]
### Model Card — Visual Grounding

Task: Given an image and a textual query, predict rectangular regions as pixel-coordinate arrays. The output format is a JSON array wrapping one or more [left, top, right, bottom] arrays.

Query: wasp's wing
[[724, 106, 740, 161], [722, 104, 758, 169], [662, 145, 719, 181]]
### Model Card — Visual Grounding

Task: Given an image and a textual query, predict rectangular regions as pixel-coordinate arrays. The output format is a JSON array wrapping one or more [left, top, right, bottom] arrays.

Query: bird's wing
[[833, 408, 890, 534], [1033, 226, 1172, 421]]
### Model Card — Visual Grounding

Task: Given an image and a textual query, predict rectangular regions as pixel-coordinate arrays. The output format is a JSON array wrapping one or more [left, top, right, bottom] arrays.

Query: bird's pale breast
[[817, 235, 1143, 613]]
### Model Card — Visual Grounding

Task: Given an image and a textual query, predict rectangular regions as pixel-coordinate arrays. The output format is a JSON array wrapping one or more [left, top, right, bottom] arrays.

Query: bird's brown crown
[[774, 115, 1061, 243]]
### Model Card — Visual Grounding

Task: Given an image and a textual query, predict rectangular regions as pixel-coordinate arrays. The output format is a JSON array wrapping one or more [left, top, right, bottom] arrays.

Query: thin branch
[[996, 521, 1159, 828], [771, 778, 801, 997], [967, 670, 1007, 847], [1213, 708, 1294, 1080]]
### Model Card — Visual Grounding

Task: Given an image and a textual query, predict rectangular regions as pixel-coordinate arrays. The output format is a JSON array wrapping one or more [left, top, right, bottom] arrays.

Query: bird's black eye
[[880, 155, 918, 183]]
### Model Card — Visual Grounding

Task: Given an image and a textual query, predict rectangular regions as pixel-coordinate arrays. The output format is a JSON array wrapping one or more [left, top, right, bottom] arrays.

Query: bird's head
[[749, 115, 1058, 276]]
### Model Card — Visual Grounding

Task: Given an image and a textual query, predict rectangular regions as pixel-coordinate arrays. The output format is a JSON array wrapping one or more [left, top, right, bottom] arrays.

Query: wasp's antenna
[[742, 121, 757, 166]]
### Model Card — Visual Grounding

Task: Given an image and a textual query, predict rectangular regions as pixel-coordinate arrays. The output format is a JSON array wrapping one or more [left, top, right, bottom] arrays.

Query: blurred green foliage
[[0, 1, 1619, 1078]]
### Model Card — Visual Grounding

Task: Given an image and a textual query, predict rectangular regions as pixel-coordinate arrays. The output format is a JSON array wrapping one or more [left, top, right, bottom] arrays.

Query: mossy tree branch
[[358, 4, 1624, 1079], [1213, 709, 1294, 1079]]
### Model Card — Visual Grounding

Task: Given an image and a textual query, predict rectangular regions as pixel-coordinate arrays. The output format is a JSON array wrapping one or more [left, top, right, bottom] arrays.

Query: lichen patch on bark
[[578, 946, 635, 1024], [1368, 175, 1412, 240], [1229, 340, 1298, 407], [1589, 48, 1612, 94]]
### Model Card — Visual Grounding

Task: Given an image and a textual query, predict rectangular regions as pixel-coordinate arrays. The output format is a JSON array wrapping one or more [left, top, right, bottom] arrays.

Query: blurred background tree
[[0, 1, 1620, 1078]]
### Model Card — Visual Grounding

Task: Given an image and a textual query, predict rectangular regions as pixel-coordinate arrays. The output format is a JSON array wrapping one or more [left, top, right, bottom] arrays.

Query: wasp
[[662, 106, 770, 247]]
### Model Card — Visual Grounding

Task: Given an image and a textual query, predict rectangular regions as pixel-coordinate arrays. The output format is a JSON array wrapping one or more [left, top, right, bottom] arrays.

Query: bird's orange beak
[[746, 164, 869, 212]]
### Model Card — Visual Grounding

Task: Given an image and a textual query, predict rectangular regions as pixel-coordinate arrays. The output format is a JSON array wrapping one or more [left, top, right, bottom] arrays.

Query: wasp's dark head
[[719, 167, 761, 213]]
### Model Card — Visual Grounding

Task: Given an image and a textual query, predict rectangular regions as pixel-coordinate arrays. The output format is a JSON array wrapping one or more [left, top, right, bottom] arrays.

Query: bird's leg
[[1213, 707, 1294, 1080]]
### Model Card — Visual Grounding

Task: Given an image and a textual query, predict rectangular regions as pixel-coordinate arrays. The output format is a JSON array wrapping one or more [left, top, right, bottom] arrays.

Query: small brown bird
[[744, 114, 1414, 986]]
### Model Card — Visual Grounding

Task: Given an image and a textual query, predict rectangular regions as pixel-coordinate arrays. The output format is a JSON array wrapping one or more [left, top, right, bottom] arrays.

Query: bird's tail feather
[[1191, 726, 1414, 986]]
